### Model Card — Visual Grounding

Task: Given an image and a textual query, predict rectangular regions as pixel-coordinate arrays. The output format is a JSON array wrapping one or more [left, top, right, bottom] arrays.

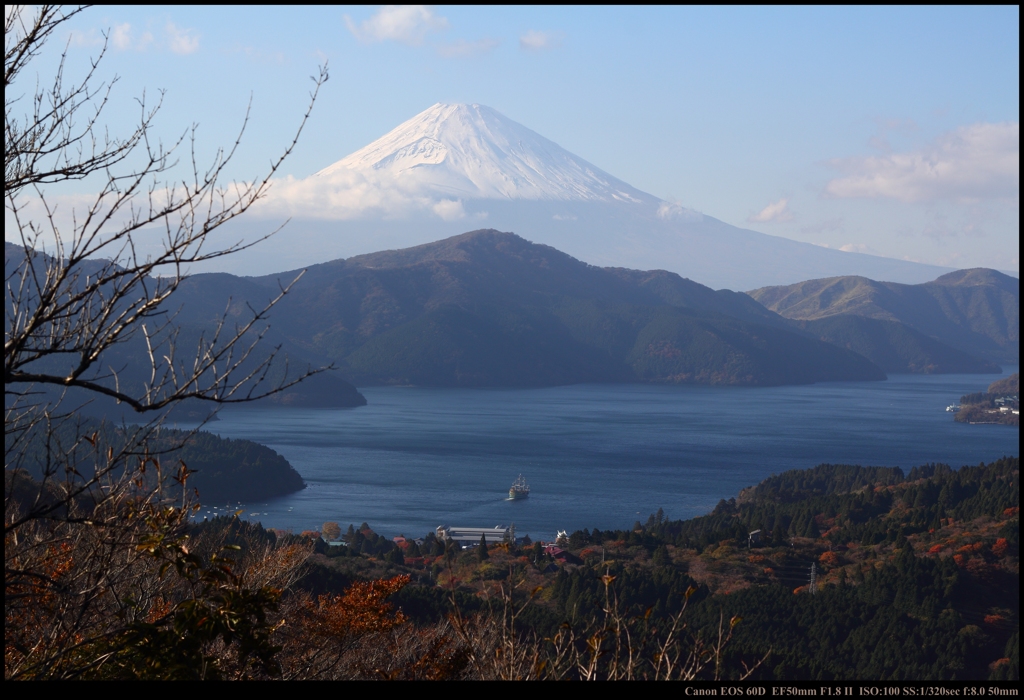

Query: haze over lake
[[193, 369, 1019, 541]]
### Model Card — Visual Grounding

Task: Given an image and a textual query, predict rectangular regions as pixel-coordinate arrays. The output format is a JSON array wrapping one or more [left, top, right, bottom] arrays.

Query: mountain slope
[[748, 269, 1019, 363], [4, 242, 368, 416], [175, 229, 885, 388], [791, 315, 1001, 374], [316, 103, 657, 204]]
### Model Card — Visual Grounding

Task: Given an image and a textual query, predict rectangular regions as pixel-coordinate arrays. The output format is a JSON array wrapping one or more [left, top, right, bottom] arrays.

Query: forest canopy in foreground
[[214, 456, 1020, 680]]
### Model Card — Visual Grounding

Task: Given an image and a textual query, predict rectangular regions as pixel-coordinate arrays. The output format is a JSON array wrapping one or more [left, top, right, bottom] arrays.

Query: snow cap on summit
[[315, 103, 656, 203]]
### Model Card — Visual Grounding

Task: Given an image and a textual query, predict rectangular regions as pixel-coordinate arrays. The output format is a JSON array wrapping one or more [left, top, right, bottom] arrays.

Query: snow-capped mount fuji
[[214, 103, 954, 290], [315, 103, 658, 205]]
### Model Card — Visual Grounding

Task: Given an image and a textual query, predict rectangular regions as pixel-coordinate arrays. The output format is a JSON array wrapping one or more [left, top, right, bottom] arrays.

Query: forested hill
[[549, 457, 1020, 679], [748, 269, 1019, 365], [304, 456, 1019, 680], [173, 230, 884, 387], [7, 420, 306, 504]]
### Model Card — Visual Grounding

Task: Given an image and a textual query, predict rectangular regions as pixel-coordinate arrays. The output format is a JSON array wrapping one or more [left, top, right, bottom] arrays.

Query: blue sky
[[9, 6, 1020, 271]]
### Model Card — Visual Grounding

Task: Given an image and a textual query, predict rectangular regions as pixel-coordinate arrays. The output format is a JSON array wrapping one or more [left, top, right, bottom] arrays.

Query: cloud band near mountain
[[824, 122, 1019, 203]]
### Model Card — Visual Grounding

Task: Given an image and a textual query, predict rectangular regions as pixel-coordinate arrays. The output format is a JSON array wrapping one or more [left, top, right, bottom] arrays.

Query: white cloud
[[519, 30, 562, 51], [437, 38, 500, 59], [105, 23, 153, 51], [111, 23, 132, 50], [166, 21, 199, 55], [344, 5, 448, 46], [241, 168, 449, 222], [824, 122, 1019, 203], [656, 200, 702, 222], [69, 21, 159, 52], [432, 199, 465, 221], [748, 198, 793, 223]]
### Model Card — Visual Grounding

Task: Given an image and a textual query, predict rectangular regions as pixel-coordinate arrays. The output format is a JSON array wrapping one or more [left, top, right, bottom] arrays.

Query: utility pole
[[809, 562, 818, 595]]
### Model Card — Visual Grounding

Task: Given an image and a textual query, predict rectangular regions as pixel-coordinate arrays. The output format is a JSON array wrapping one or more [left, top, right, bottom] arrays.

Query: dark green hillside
[[604, 267, 792, 328], [793, 314, 1001, 374], [748, 269, 1019, 364], [623, 306, 882, 385], [172, 230, 884, 387], [4, 243, 367, 417], [178, 430, 305, 502], [4, 325, 366, 422], [6, 418, 306, 503], [343, 304, 633, 386], [547, 457, 1020, 679]]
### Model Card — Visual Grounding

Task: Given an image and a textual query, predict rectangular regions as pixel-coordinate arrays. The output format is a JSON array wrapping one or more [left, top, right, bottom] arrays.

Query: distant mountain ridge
[[748, 270, 1019, 364], [173, 229, 886, 388], [9, 234, 1004, 391]]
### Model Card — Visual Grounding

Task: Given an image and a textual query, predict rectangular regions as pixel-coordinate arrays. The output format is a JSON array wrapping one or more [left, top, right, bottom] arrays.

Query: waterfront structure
[[436, 525, 514, 546]]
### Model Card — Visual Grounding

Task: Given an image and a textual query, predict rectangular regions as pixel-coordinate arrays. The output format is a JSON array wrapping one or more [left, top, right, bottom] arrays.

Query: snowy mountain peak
[[315, 103, 656, 203]]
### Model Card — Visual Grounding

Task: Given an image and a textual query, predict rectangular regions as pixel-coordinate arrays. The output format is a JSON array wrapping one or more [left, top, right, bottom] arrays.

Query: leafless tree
[[4, 5, 329, 678]]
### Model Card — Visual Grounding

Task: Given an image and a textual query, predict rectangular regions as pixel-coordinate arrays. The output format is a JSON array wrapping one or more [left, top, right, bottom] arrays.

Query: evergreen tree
[[385, 546, 404, 565], [478, 534, 489, 560]]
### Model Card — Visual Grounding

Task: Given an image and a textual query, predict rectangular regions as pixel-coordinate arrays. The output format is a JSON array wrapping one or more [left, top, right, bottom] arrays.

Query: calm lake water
[[192, 368, 1019, 541]]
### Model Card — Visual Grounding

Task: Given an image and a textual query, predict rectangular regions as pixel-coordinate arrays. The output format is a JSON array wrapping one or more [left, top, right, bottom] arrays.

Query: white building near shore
[[436, 525, 514, 546]]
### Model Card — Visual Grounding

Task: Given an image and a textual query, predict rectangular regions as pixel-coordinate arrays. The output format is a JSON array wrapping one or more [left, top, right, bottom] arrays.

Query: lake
[[193, 368, 1019, 541]]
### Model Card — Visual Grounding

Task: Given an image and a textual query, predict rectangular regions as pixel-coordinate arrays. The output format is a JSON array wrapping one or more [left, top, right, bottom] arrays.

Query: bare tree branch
[[5, 5, 330, 678]]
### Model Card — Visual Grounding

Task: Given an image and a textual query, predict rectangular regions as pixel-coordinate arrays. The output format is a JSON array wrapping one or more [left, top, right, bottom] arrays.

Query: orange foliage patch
[[146, 597, 173, 624], [302, 575, 410, 641], [992, 538, 1009, 557], [747, 554, 765, 563], [5, 541, 76, 671], [927, 544, 944, 555], [819, 551, 840, 567]]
